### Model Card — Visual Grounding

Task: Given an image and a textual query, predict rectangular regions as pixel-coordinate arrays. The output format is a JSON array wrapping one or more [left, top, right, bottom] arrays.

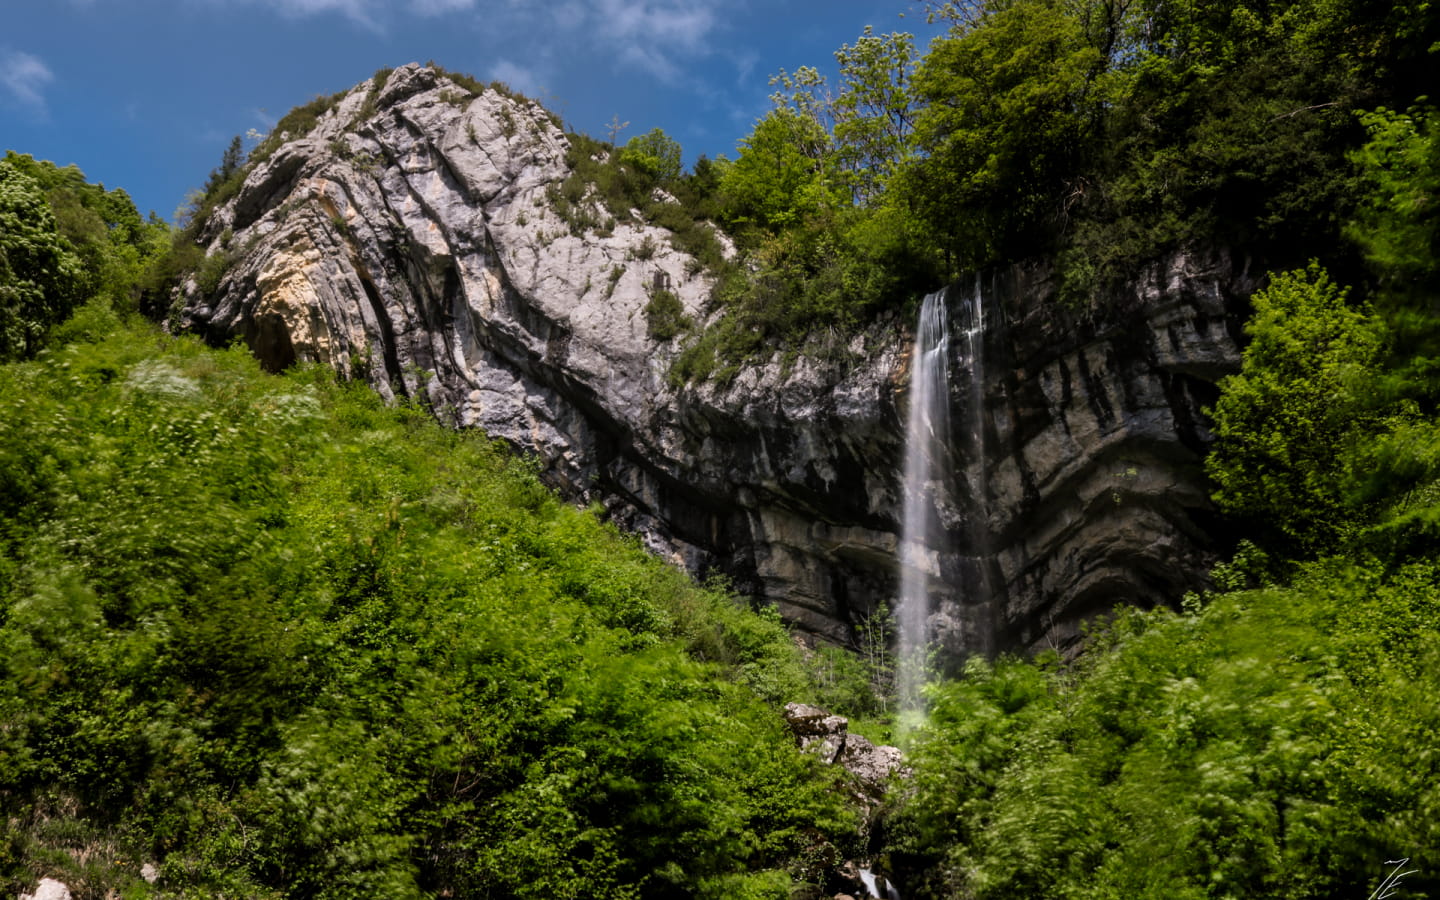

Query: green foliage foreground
[[0, 322, 855, 899], [888, 562, 1440, 899]]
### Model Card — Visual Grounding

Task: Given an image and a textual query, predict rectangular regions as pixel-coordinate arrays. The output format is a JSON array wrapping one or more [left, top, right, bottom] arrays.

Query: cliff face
[[181, 64, 1255, 655], [969, 257, 1254, 651]]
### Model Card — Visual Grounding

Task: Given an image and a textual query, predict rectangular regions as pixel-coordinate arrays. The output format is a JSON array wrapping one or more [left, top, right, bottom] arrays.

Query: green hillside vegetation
[[0, 158, 876, 897], [887, 558, 1440, 898], [0, 317, 866, 899]]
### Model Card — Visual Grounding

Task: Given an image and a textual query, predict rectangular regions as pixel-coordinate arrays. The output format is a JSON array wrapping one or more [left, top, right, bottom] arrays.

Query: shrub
[[644, 289, 690, 341]]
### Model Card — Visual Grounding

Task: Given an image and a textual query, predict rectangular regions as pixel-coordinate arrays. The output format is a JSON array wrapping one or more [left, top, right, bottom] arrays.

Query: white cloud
[[488, 0, 722, 81], [732, 49, 758, 84], [184, 0, 475, 31], [590, 0, 719, 77], [547, 0, 587, 29], [487, 59, 543, 98], [0, 50, 54, 110], [410, 0, 475, 13], [594, 0, 716, 48]]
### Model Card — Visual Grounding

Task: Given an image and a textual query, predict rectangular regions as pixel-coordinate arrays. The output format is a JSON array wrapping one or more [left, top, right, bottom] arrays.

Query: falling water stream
[[897, 279, 987, 736], [897, 287, 951, 732], [859, 867, 903, 900]]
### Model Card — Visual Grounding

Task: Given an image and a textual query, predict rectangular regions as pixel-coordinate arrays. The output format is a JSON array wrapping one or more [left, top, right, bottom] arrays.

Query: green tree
[[831, 28, 920, 204], [902, 0, 1104, 269], [1206, 265, 1385, 554], [1347, 105, 1440, 387], [720, 108, 838, 231], [203, 134, 245, 196], [0, 161, 83, 360], [619, 127, 683, 185], [2, 151, 170, 315]]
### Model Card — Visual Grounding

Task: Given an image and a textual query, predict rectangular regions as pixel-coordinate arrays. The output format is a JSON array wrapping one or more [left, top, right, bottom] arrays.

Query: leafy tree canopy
[[0, 159, 83, 360], [619, 127, 683, 185], [1205, 264, 1388, 555]]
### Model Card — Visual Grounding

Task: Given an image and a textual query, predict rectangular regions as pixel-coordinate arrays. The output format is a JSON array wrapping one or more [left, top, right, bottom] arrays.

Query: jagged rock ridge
[[181, 63, 1255, 655]]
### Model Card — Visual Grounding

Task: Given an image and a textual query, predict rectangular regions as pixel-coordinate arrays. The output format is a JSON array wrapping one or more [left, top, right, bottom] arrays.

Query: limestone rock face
[[180, 63, 1253, 656], [19, 878, 72, 900], [945, 255, 1256, 653]]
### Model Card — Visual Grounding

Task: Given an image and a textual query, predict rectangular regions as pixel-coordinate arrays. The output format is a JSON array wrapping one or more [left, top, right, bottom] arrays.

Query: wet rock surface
[[181, 63, 1255, 656]]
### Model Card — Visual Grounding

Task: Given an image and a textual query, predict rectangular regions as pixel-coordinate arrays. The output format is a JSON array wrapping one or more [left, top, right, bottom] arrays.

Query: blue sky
[[2, 0, 944, 221]]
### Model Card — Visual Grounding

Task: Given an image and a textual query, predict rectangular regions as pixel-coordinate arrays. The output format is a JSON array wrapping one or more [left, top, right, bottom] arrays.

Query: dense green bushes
[[0, 321, 857, 898], [888, 564, 1440, 899]]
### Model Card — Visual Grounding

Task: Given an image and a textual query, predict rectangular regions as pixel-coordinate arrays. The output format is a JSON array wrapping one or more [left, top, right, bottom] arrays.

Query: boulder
[[19, 879, 71, 900]]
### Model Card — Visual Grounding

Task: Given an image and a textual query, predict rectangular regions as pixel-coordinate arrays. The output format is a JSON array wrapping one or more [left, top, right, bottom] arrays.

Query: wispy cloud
[[487, 59, 543, 98], [591, 0, 720, 78], [732, 49, 758, 84], [186, 0, 476, 32], [0, 50, 55, 111], [494, 0, 724, 81], [410, 0, 475, 13]]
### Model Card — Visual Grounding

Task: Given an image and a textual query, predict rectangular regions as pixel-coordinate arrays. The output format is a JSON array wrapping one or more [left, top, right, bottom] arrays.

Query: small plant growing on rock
[[355, 67, 393, 122], [605, 264, 625, 299], [196, 248, 239, 297], [644, 288, 691, 341]]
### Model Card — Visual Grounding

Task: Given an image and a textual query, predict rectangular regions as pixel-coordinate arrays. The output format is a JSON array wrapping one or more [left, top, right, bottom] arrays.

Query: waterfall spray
[[897, 288, 951, 733]]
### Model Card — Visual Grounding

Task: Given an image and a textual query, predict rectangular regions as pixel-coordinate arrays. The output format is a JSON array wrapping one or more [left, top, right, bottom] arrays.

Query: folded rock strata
[[180, 63, 1255, 656]]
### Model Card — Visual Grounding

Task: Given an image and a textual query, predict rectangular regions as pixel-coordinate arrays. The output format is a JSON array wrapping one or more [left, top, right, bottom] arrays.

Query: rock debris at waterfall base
[[783, 702, 906, 797]]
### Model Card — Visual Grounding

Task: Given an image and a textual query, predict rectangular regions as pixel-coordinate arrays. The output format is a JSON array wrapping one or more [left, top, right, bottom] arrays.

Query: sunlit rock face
[[181, 63, 1255, 656]]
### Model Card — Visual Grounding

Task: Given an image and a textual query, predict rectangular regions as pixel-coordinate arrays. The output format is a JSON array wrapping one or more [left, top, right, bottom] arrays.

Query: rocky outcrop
[[783, 703, 905, 799], [782, 704, 905, 900], [179, 63, 1254, 657]]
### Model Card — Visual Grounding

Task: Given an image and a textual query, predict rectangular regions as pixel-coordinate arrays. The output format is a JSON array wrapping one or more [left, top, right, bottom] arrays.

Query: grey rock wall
[[180, 63, 1255, 657]]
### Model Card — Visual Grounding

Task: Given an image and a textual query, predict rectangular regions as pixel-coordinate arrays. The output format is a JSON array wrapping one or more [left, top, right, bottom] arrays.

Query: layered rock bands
[[180, 64, 1257, 657]]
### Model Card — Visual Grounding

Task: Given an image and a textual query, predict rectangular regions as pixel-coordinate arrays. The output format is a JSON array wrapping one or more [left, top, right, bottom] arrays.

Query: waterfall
[[897, 279, 988, 733], [897, 288, 951, 729], [859, 867, 903, 900]]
